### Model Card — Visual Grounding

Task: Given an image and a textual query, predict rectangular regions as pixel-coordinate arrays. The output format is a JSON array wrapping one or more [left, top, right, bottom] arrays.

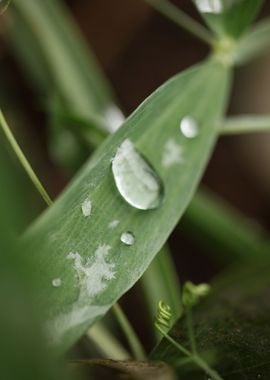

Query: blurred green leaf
[[221, 115, 270, 135], [236, 18, 270, 64], [0, 146, 69, 380], [20, 59, 230, 354], [193, 0, 263, 39], [151, 256, 270, 379]]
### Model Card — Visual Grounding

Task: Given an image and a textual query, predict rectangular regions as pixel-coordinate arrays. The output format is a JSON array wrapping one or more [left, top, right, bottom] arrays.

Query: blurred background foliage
[[0, 0, 269, 378]]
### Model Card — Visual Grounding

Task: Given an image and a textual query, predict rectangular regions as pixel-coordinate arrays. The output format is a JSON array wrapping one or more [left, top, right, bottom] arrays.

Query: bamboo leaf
[[20, 59, 231, 353], [193, 0, 263, 39]]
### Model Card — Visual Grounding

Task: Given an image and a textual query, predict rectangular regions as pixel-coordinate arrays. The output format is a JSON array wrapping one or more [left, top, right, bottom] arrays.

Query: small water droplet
[[52, 278, 62, 288], [104, 105, 125, 133], [180, 116, 199, 138], [112, 139, 163, 210], [81, 197, 92, 217], [194, 0, 223, 14], [120, 231, 135, 246]]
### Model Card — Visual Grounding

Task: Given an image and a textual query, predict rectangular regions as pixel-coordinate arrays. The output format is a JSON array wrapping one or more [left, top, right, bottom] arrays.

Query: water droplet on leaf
[[112, 139, 163, 210], [52, 278, 62, 288], [120, 231, 135, 246], [194, 0, 223, 14], [180, 116, 199, 138]]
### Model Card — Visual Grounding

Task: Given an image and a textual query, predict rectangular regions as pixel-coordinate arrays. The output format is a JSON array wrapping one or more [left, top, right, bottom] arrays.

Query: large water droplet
[[194, 0, 223, 14], [112, 139, 163, 210], [120, 231, 135, 246], [180, 116, 199, 138], [52, 278, 62, 288]]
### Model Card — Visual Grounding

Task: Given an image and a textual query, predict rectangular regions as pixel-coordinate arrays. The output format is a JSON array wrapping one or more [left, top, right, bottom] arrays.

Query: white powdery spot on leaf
[[108, 219, 119, 229], [162, 139, 184, 168], [81, 197, 92, 217], [67, 245, 116, 298]]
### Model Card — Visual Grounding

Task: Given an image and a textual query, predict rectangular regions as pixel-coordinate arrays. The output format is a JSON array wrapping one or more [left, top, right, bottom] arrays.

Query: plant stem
[[221, 115, 270, 135], [186, 307, 197, 354], [112, 304, 146, 360], [144, 0, 214, 46], [158, 326, 223, 380], [0, 110, 53, 206], [87, 322, 130, 360]]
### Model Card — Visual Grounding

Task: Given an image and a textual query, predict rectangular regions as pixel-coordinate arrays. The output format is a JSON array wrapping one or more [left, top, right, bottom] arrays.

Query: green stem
[[158, 326, 223, 380], [0, 110, 53, 206], [144, 0, 214, 46], [221, 115, 270, 135], [87, 322, 130, 360], [186, 307, 197, 354], [112, 304, 146, 360]]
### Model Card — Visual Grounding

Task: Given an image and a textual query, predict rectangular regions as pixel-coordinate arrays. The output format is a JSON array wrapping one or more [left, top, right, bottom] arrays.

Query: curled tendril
[[155, 300, 172, 331], [0, 0, 12, 16]]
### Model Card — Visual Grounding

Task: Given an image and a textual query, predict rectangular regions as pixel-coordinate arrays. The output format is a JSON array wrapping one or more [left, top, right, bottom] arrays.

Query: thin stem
[[186, 307, 197, 354], [221, 115, 270, 135], [144, 0, 214, 46], [87, 322, 130, 360], [0, 110, 53, 206], [112, 304, 146, 360], [158, 326, 223, 380]]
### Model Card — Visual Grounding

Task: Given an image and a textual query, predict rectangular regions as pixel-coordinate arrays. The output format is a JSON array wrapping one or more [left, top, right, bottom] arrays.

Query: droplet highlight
[[81, 197, 92, 217], [180, 116, 199, 139], [194, 0, 223, 14], [120, 231, 135, 246], [52, 278, 62, 288], [112, 139, 163, 210]]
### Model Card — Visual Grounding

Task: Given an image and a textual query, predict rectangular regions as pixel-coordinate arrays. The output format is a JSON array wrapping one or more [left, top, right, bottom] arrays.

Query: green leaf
[[0, 147, 67, 380], [10, 0, 116, 124], [141, 246, 182, 328], [181, 188, 269, 264], [151, 256, 270, 379], [193, 0, 263, 38], [21, 59, 231, 354]]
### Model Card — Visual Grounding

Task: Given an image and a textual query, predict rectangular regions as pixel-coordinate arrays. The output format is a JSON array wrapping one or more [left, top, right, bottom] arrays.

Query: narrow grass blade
[[20, 59, 231, 353], [236, 18, 270, 64], [141, 246, 182, 325], [9, 0, 121, 130], [193, 0, 263, 39], [144, 0, 214, 45], [221, 115, 270, 135], [181, 188, 269, 264]]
